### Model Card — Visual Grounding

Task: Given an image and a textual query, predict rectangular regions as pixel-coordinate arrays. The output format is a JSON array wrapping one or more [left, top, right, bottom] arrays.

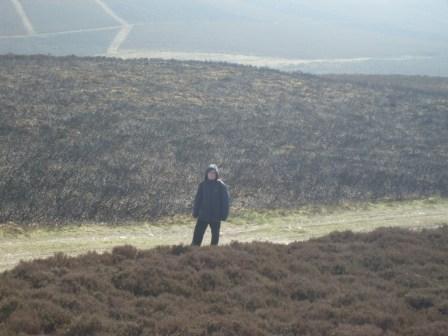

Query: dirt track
[[1, 198, 447, 272]]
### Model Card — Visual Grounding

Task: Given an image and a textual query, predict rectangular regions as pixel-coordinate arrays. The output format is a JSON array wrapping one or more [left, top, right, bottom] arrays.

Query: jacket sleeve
[[192, 183, 202, 218], [220, 183, 230, 221]]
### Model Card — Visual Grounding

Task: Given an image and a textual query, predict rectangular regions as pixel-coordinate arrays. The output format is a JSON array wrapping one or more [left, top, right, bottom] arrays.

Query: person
[[191, 164, 230, 246]]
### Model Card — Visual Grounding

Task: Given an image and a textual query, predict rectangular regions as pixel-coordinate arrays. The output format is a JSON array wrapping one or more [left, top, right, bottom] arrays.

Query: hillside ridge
[[0, 55, 447, 224]]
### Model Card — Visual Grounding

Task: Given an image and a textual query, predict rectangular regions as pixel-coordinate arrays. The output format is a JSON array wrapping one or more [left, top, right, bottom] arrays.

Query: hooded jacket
[[193, 164, 230, 222]]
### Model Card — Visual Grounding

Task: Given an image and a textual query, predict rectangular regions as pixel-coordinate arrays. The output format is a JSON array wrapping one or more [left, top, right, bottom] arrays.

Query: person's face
[[207, 170, 217, 180]]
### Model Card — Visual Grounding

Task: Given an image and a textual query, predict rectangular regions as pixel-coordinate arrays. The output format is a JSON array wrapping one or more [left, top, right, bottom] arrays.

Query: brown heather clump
[[0, 226, 447, 335]]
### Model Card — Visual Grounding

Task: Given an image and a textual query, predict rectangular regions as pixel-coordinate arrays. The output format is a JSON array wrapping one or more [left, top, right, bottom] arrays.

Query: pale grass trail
[[10, 0, 35, 35], [0, 198, 447, 272], [0, 25, 121, 40], [93, 0, 133, 54]]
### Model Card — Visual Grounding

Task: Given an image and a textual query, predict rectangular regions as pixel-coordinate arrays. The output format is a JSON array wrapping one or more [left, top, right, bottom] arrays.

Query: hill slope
[[0, 227, 447, 335], [0, 55, 447, 224]]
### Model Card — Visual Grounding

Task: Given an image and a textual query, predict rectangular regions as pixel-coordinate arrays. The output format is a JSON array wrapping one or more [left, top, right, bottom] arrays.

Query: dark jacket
[[193, 167, 230, 222]]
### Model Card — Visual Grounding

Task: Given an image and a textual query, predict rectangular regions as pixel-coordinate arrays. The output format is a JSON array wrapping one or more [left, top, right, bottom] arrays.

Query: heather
[[1, 55, 447, 224], [1, 226, 447, 335]]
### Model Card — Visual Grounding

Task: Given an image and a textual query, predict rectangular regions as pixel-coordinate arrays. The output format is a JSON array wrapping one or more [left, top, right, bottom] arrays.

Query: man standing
[[192, 164, 230, 246]]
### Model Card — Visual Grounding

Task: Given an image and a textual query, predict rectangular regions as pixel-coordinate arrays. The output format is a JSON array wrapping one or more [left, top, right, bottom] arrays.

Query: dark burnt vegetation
[[0, 226, 447, 335], [0, 55, 447, 224]]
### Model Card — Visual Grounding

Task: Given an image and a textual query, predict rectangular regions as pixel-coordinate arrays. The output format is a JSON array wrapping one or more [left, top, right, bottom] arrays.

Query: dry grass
[[1, 198, 447, 272]]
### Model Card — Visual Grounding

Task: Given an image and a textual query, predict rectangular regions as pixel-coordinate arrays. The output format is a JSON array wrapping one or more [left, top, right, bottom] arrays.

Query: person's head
[[205, 164, 219, 181]]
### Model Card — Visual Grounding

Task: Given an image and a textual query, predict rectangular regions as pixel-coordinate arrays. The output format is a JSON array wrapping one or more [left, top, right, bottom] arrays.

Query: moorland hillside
[[0, 55, 447, 224]]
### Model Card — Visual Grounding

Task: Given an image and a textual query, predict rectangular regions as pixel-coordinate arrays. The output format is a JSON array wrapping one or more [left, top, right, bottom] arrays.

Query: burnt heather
[[0, 55, 447, 224]]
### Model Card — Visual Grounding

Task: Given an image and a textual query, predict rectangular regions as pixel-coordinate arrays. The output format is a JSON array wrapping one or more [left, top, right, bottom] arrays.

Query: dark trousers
[[192, 218, 221, 246]]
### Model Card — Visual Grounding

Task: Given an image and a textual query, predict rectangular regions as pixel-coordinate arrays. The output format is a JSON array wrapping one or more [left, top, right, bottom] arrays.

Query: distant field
[[0, 29, 118, 56], [1, 1, 447, 75], [121, 19, 441, 61], [121, 21, 341, 59], [103, 0, 235, 23], [20, 0, 116, 33], [0, 0, 26, 36]]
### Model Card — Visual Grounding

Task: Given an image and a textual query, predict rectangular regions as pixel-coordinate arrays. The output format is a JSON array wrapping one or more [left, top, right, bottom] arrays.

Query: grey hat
[[204, 164, 219, 180]]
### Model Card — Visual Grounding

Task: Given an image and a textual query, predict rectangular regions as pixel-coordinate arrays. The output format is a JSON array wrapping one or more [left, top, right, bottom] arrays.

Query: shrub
[[0, 227, 447, 335]]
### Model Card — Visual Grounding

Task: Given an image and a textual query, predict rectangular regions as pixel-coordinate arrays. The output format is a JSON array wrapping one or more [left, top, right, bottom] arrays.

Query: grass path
[[11, 0, 35, 35], [10, 0, 35, 35], [1, 198, 447, 272], [93, 0, 133, 54]]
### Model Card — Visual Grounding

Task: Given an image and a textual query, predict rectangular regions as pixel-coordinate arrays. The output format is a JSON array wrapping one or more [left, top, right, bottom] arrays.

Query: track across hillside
[[1, 198, 446, 272]]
